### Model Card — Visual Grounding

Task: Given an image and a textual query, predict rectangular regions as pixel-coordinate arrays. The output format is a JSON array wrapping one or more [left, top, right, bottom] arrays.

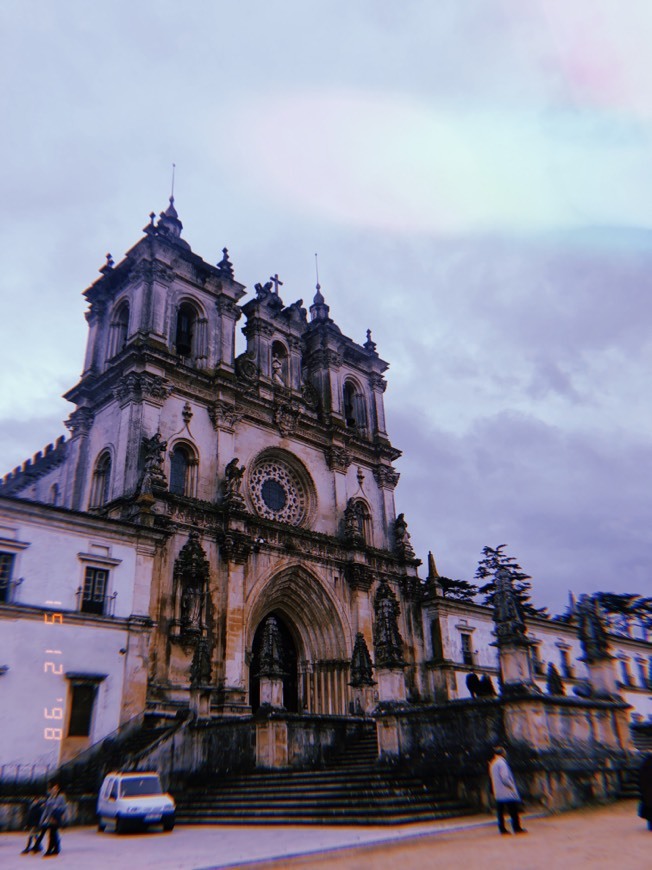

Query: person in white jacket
[[488, 747, 527, 835]]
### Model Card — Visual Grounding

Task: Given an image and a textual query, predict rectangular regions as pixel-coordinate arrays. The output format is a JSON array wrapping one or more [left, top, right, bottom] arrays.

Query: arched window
[[49, 483, 60, 506], [343, 380, 367, 430], [271, 340, 289, 386], [175, 303, 197, 357], [89, 452, 111, 508], [169, 443, 197, 497], [107, 302, 130, 359]]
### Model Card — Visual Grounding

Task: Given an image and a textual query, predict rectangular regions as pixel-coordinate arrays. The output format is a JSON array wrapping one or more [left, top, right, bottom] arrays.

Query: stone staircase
[[174, 725, 476, 825]]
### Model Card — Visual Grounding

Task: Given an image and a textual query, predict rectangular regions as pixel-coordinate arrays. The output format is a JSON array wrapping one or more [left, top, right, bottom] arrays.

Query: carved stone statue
[[546, 662, 565, 696], [271, 354, 285, 385], [373, 580, 405, 668], [344, 499, 365, 547], [190, 638, 212, 687], [138, 433, 167, 494], [393, 513, 415, 560], [181, 585, 202, 632], [174, 530, 209, 636], [492, 567, 528, 647], [223, 457, 246, 507], [576, 594, 611, 663], [349, 633, 375, 687]]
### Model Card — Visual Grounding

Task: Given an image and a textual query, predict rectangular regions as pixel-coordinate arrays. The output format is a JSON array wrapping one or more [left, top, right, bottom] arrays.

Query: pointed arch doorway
[[249, 611, 299, 713]]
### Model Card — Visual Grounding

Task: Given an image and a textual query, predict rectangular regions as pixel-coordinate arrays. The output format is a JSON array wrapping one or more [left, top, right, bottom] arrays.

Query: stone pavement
[[0, 800, 646, 870]]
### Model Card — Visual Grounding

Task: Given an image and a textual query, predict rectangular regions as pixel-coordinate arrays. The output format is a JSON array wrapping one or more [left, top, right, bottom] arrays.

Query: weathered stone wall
[[374, 696, 633, 812]]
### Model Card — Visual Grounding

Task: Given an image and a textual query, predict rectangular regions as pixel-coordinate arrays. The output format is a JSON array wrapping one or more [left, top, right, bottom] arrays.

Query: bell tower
[[60, 199, 246, 512]]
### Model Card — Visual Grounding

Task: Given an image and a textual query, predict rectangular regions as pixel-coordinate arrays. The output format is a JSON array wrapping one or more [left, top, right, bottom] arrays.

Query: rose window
[[249, 459, 307, 525]]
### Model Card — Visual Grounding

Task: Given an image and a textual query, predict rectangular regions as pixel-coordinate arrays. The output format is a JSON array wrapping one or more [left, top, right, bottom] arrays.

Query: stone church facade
[[1, 201, 648, 799], [1, 198, 423, 742]]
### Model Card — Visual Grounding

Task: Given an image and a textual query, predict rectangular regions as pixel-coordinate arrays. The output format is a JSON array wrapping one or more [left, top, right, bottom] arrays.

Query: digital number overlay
[[43, 604, 64, 742]]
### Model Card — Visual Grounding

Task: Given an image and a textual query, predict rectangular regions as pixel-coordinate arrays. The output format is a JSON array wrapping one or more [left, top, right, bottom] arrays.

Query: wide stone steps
[[175, 727, 476, 826]]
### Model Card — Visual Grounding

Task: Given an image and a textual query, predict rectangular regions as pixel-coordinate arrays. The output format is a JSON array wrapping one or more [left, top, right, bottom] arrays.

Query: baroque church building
[[1, 201, 648, 813], [1, 198, 422, 736]]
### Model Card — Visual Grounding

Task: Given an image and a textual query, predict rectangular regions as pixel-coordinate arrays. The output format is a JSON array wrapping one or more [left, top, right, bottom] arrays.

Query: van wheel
[[97, 819, 106, 832], [163, 818, 175, 832], [115, 816, 127, 834]]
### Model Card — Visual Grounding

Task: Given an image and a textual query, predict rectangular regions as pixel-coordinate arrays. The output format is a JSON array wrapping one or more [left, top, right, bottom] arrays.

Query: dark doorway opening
[[249, 612, 299, 713]]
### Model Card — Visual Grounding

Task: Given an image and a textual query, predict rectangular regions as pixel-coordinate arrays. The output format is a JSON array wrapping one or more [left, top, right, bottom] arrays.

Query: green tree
[[474, 544, 549, 619], [594, 592, 652, 636], [436, 576, 478, 602]]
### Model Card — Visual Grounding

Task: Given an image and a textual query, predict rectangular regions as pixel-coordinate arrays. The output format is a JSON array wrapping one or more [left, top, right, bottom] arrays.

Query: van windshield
[[119, 776, 163, 797]]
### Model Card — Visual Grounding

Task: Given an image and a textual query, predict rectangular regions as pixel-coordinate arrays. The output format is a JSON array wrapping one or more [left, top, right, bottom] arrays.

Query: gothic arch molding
[[245, 564, 353, 714], [246, 563, 350, 662]]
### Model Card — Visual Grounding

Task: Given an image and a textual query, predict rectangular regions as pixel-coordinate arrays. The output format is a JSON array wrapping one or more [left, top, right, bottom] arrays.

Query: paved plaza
[[0, 800, 647, 870]]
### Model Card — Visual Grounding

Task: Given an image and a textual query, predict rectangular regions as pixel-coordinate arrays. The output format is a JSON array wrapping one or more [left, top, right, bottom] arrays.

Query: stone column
[[219, 525, 251, 714]]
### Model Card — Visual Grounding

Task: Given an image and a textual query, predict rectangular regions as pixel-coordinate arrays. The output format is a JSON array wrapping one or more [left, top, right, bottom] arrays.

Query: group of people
[[21, 782, 67, 857]]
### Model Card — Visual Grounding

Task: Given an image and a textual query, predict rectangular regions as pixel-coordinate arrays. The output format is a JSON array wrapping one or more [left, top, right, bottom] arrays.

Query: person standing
[[20, 797, 45, 854], [639, 754, 652, 831], [33, 782, 68, 857], [489, 746, 527, 835]]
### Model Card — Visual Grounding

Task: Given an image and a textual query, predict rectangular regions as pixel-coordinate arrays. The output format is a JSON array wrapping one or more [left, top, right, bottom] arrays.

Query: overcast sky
[[1, 1, 651, 615]]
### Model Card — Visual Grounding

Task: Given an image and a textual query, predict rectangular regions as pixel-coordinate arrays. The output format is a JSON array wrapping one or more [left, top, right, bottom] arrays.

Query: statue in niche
[[576, 594, 611, 663], [224, 457, 245, 505], [138, 433, 167, 494], [394, 513, 415, 560], [181, 585, 203, 633], [174, 530, 210, 637], [271, 354, 285, 385], [344, 499, 365, 547], [190, 638, 212, 687], [373, 580, 405, 668]]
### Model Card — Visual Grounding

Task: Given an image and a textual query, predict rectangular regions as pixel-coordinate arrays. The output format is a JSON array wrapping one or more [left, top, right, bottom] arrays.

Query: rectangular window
[[560, 649, 573, 679], [619, 660, 632, 687], [460, 633, 474, 666], [0, 552, 15, 603], [637, 661, 647, 688], [531, 645, 544, 676], [81, 567, 108, 615], [67, 684, 97, 737]]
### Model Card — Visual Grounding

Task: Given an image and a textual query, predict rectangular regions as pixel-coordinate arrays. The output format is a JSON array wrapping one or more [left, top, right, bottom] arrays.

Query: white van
[[97, 771, 176, 833]]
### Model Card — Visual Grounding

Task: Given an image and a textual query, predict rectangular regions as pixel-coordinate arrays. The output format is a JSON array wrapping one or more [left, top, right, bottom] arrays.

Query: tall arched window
[[175, 303, 197, 357], [107, 302, 130, 359], [343, 380, 367, 430], [169, 444, 197, 497], [49, 483, 60, 506], [89, 452, 112, 508]]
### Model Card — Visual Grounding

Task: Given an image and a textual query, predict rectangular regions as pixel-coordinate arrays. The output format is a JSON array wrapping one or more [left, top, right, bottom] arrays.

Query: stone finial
[[373, 580, 405, 668], [190, 638, 212, 687], [492, 566, 528, 647], [349, 632, 375, 687], [258, 616, 286, 678], [217, 247, 234, 279], [310, 283, 330, 321], [576, 594, 612, 663], [364, 329, 377, 352], [156, 196, 183, 239]]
